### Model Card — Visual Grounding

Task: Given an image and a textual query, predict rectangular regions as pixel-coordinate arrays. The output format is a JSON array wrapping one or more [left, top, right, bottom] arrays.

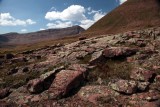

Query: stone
[[68, 64, 87, 72], [103, 47, 138, 58], [22, 67, 29, 72], [27, 66, 64, 94], [78, 85, 119, 105], [130, 67, 155, 82], [152, 75, 160, 91], [27, 79, 44, 94], [0, 88, 10, 99], [5, 53, 14, 59], [128, 100, 160, 107], [48, 69, 87, 99], [137, 82, 150, 91], [79, 37, 86, 40], [67, 51, 88, 61], [89, 50, 103, 63], [155, 75, 160, 82], [130, 91, 160, 102], [8, 68, 19, 75], [11, 57, 27, 63], [110, 80, 137, 94]]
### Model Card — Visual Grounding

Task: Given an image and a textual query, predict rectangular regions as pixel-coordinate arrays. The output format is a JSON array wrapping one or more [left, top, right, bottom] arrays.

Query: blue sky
[[0, 0, 127, 34]]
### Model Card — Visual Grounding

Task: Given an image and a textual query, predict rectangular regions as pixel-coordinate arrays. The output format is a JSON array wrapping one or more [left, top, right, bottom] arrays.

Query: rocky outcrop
[[27, 66, 64, 94], [110, 80, 137, 94], [48, 69, 88, 99], [1, 27, 160, 106], [78, 85, 119, 105], [103, 47, 138, 58], [130, 67, 156, 82]]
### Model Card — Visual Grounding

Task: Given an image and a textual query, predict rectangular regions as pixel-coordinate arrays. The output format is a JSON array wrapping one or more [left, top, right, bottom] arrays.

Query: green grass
[[87, 58, 133, 85]]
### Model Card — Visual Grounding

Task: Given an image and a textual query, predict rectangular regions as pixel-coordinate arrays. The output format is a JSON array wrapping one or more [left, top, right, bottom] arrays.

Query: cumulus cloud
[[0, 13, 36, 26], [21, 29, 27, 32], [45, 5, 106, 29], [80, 19, 94, 30], [45, 5, 86, 21], [80, 11, 105, 29], [46, 21, 73, 29], [119, 0, 127, 4], [93, 12, 105, 21]]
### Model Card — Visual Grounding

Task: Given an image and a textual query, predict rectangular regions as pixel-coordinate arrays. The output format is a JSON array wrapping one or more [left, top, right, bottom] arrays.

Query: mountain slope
[[86, 0, 160, 34], [0, 26, 85, 45]]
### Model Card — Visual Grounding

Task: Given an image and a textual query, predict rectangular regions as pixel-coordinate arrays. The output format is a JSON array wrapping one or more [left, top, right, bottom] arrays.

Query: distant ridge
[[86, 0, 160, 34], [0, 26, 85, 45]]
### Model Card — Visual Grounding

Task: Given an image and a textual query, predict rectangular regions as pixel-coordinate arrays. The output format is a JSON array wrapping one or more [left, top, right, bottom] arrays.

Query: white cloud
[[80, 19, 94, 29], [119, 0, 127, 4], [21, 29, 27, 32], [93, 12, 105, 21], [40, 28, 45, 31], [0, 13, 36, 26], [46, 21, 73, 29], [26, 19, 36, 25], [45, 5, 106, 30], [80, 11, 105, 29], [45, 5, 86, 21]]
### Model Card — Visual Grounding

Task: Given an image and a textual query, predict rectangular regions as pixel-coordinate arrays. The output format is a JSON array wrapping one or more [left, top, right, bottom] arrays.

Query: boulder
[[22, 67, 29, 72], [137, 82, 150, 91], [27, 66, 64, 94], [78, 85, 119, 105], [0, 88, 10, 99], [103, 47, 138, 58], [130, 67, 155, 82], [151, 75, 160, 91], [130, 91, 160, 102], [27, 79, 44, 94], [48, 69, 87, 99], [67, 51, 88, 61], [5, 53, 14, 59], [89, 50, 103, 63], [79, 37, 86, 40], [11, 57, 27, 63], [68, 64, 87, 72], [110, 79, 137, 94], [128, 100, 160, 107]]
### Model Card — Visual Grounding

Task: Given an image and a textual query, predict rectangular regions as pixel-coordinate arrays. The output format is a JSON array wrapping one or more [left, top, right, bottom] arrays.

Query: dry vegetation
[[86, 0, 160, 34]]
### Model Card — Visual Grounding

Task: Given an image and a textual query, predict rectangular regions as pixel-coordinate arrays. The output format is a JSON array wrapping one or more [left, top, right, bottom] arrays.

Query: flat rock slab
[[130, 67, 155, 82], [78, 85, 119, 105], [110, 80, 138, 94], [103, 47, 138, 58], [48, 69, 87, 99], [27, 66, 64, 94], [68, 64, 88, 72], [130, 91, 160, 102]]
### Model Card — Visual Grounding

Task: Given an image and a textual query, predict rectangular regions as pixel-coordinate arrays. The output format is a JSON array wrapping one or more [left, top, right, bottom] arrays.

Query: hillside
[[86, 0, 160, 34], [0, 27, 160, 106], [0, 26, 85, 45]]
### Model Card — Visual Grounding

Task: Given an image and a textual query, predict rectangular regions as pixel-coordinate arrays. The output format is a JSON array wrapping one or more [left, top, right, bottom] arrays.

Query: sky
[[0, 0, 127, 34]]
